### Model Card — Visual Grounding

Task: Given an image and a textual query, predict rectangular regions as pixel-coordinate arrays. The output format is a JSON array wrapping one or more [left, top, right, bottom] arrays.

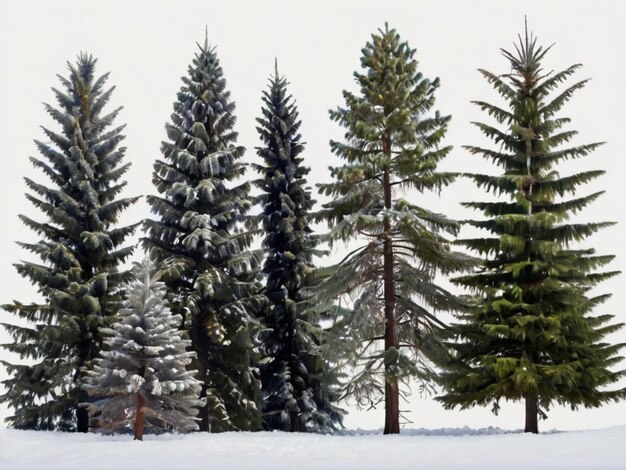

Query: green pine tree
[[316, 24, 470, 434], [437, 25, 626, 433], [1, 54, 139, 431], [253, 63, 344, 433], [144, 36, 265, 432]]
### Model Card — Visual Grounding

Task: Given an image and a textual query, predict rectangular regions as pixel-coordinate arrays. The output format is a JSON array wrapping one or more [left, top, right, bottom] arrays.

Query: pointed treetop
[[68, 52, 97, 83], [204, 25, 209, 51], [502, 17, 553, 77]]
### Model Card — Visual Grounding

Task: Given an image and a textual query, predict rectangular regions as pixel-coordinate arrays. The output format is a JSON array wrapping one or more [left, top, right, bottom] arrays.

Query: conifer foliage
[[1, 55, 138, 432], [144, 37, 264, 432], [253, 64, 343, 433], [437, 26, 626, 433], [84, 257, 204, 440], [317, 25, 470, 434]]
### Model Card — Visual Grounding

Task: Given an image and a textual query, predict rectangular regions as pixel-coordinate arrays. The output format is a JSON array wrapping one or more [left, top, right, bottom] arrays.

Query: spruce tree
[[84, 257, 204, 440], [144, 37, 264, 432], [437, 25, 626, 433], [1, 54, 138, 432], [253, 63, 343, 433], [317, 24, 470, 434]]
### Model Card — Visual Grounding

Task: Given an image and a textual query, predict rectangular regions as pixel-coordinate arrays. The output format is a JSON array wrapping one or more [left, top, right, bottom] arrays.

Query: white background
[[1, 0, 625, 431]]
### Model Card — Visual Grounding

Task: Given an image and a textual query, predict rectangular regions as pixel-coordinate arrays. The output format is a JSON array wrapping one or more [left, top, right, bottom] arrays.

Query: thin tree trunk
[[382, 134, 400, 435], [524, 393, 538, 434], [76, 405, 89, 433], [190, 309, 210, 432], [134, 392, 144, 441]]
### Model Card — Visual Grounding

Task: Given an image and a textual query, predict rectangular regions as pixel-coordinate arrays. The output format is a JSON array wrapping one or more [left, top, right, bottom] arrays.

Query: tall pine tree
[[253, 63, 343, 433], [437, 25, 626, 433], [144, 36, 264, 432], [1, 54, 138, 431], [84, 257, 204, 440], [317, 24, 470, 434]]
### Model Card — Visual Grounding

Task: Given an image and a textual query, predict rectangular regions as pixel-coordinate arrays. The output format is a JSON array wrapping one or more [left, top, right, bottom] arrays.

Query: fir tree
[[1, 54, 138, 432], [253, 63, 344, 433], [84, 257, 204, 440], [144, 36, 264, 432], [437, 25, 626, 433], [316, 24, 470, 434]]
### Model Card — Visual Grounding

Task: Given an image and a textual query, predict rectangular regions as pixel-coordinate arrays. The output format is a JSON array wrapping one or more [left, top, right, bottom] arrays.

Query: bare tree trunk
[[76, 402, 89, 433], [382, 134, 400, 435], [134, 392, 144, 441], [524, 393, 538, 434]]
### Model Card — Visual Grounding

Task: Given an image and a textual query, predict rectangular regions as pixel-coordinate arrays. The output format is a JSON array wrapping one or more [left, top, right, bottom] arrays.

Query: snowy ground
[[0, 426, 624, 470]]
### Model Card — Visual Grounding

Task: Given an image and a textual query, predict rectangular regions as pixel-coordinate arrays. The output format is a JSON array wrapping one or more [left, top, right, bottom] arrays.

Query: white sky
[[1, 0, 625, 431]]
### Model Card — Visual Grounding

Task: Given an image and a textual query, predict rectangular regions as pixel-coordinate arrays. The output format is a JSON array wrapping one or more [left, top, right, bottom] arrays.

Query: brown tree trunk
[[382, 134, 400, 435], [524, 393, 538, 434], [134, 392, 144, 441]]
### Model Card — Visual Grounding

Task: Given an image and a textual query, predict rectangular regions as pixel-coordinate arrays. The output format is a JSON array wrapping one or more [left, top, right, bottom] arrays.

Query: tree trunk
[[76, 405, 89, 433], [134, 392, 144, 441], [190, 310, 210, 432], [382, 134, 400, 435], [524, 393, 538, 434]]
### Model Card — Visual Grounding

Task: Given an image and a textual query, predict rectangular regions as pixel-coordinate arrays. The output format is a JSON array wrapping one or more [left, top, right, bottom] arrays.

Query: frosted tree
[[84, 257, 204, 440], [1, 54, 138, 432], [253, 63, 344, 433], [144, 35, 265, 432]]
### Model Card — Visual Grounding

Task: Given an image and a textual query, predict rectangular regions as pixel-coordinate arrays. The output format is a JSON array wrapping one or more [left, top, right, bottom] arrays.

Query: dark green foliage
[[144, 37, 264, 432], [437, 26, 626, 432], [316, 24, 471, 433], [1, 54, 139, 431], [253, 64, 344, 433]]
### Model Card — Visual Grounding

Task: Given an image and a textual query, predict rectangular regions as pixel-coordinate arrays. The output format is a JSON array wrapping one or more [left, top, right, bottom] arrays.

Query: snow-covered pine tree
[[84, 257, 204, 440], [316, 24, 472, 434], [437, 25, 626, 433], [253, 63, 344, 433], [1, 54, 138, 432], [144, 36, 265, 432]]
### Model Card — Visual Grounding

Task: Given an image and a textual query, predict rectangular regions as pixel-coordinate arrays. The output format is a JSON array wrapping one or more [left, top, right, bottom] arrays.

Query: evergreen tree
[[316, 24, 470, 434], [84, 257, 204, 440], [144, 36, 264, 432], [253, 63, 344, 433], [437, 25, 626, 433], [1, 54, 138, 432]]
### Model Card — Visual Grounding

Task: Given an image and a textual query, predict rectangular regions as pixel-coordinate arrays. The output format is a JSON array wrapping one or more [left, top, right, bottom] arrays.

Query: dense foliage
[[1, 55, 138, 431], [85, 257, 204, 439], [253, 64, 343, 433], [437, 27, 626, 433], [144, 38, 265, 432]]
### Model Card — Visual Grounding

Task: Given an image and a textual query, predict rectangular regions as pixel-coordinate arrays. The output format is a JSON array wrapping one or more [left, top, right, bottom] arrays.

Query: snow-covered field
[[1, 426, 624, 470]]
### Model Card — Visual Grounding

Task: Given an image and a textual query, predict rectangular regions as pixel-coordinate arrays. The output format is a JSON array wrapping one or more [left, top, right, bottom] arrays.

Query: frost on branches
[[84, 257, 204, 440]]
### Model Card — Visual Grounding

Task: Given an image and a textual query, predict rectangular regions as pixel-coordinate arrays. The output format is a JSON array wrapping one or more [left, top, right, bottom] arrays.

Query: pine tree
[[84, 257, 204, 440], [144, 36, 264, 432], [253, 63, 344, 433], [1, 54, 138, 432], [316, 24, 470, 434], [437, 25, 626, 433]]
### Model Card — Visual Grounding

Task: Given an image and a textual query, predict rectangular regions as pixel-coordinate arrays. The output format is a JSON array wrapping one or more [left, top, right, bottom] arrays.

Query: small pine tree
[[144, 36, 265, 432], [437, 25, 626, 433], [1, 54, 138, 432], [84, 257, 204, 440], [317, 24, 471, 434], [253, 63, 344, 433]]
